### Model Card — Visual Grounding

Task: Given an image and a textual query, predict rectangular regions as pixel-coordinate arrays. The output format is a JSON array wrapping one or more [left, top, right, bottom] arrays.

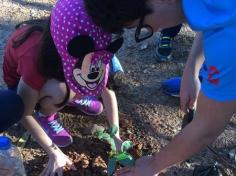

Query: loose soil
[[1, 0, 236, 175]]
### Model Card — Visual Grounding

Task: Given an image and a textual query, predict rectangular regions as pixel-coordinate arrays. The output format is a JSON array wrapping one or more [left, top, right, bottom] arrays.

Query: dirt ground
[[1, 0, 236, 176]]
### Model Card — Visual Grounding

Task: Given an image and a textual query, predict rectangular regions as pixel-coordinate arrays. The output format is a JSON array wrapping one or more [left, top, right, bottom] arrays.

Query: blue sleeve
[[182, 0, 236, 31]]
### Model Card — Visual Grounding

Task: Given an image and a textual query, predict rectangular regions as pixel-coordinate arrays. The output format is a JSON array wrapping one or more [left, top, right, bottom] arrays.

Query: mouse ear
[[67, 35, 95, 58], [106, 37, 123, 53]]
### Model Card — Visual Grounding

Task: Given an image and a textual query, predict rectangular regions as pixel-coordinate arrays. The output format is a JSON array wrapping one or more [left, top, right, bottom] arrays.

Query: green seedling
[[92, 124, 135, 176]]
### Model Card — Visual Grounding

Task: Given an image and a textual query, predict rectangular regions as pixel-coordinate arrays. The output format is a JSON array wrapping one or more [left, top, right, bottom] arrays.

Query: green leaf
[[121, 140, 133, 152], [94, 130, 103, 137], [95, 131, 116, 152], [113, 152, 135, 167], [97, 132, 110, 140], [115, 152, 131, 161], [93, 125, 122, 152]]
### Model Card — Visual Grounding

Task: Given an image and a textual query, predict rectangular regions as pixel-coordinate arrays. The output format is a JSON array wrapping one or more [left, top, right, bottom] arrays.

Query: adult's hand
[[114, 155, 158, 176], [180, 69, 200, 113], [180, 33, 204, 113]]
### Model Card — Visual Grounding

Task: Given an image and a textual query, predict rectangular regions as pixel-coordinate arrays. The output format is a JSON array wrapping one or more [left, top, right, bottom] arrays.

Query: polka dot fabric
[[50, 0, 113, 97]]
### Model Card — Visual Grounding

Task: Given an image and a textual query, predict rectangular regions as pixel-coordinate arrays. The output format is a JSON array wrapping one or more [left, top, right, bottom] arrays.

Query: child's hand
[[40, 148, 76, 176], [114, 155, 158, 176]]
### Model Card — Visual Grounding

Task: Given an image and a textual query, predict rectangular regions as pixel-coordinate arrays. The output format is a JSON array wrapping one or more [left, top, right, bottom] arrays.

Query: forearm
[[184, 32, 204, 77], [101, 88, 120, 136], [17, 79, 58, 154], [153, 119, 218, 173], [21, 115, 56, 154], [153, 92, 235, 174]]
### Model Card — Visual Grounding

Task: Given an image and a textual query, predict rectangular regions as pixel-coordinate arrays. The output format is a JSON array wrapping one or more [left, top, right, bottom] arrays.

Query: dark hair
[[84, 0, 153, 33], [13, 18, 70, 108]]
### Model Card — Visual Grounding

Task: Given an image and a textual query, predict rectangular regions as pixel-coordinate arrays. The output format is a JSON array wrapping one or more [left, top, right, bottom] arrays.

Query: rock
[[139, 43, 148, 50]]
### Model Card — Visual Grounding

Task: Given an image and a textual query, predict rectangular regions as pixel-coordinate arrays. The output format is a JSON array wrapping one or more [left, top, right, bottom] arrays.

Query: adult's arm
[[180, 32, 204, 112], [115, 92, 236, 176], [153, 92, 236, 174]]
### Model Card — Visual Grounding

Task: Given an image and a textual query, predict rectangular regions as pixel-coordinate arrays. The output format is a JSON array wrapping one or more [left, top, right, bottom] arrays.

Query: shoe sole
[[57, 135, 73, 148], [79, 108, 102, 116], [163, 90, 180, 98], [67, 102, 103, 116], [68, 107, 102, 116], [155, 48, 173, 62]]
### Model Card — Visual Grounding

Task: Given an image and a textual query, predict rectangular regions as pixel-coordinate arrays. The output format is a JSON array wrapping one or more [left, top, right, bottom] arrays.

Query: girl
[[3, 0, 123, 175]]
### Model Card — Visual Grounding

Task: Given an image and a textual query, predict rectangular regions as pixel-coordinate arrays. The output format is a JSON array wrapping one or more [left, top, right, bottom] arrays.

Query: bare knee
[[39, 79, 75, 115]]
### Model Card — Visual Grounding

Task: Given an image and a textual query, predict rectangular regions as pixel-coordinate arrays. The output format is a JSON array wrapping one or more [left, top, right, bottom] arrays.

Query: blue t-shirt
[[182, 0, 236, 102]]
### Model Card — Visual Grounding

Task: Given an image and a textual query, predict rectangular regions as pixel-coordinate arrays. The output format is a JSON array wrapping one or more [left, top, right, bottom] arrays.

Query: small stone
[[228, 149, 236, 160], [139, 43, 148, 50], [127, 130, 132, 134]]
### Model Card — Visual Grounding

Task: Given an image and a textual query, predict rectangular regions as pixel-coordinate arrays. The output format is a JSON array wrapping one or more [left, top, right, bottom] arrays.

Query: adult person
[[84, 0, 236, 175], [0, 90, 24, 132], [0, 90, 24, 176]]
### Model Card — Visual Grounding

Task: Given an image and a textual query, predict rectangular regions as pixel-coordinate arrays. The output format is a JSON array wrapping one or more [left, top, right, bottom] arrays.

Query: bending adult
[[84, 0, 236, 175]]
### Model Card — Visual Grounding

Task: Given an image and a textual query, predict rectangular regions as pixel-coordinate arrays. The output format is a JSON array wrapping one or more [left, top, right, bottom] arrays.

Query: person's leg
[[38, 79, 75, 115], [68, 55, 124, 115], [36, 79, 75, 147], [156, 24, 182, 61], [160, 24, 182, 37], [0, 90, 24, 132], [70, 96, 103, 116]]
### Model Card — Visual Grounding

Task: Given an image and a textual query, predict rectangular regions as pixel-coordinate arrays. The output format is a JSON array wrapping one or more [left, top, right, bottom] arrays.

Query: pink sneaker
[[35, 112, 73, 147], [69, 96, 103, 116]]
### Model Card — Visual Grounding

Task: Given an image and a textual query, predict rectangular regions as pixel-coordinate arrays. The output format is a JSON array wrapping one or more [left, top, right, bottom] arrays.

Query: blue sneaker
[[161, 77, 181, 97], [110, 55, 125, 88], [110, 55, 124, 73]]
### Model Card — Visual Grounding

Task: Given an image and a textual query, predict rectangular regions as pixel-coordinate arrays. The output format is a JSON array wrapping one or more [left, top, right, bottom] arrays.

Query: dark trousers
[[161, 24, 182, 37], [0, 90, 24, 132]]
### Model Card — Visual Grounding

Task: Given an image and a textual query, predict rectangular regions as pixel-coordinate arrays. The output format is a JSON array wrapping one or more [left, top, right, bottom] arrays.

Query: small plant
[[92, 125, 135, 176]]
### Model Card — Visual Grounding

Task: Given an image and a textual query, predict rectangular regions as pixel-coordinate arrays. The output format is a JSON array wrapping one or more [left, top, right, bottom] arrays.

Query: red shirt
[[3, 26, 46, 91]]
